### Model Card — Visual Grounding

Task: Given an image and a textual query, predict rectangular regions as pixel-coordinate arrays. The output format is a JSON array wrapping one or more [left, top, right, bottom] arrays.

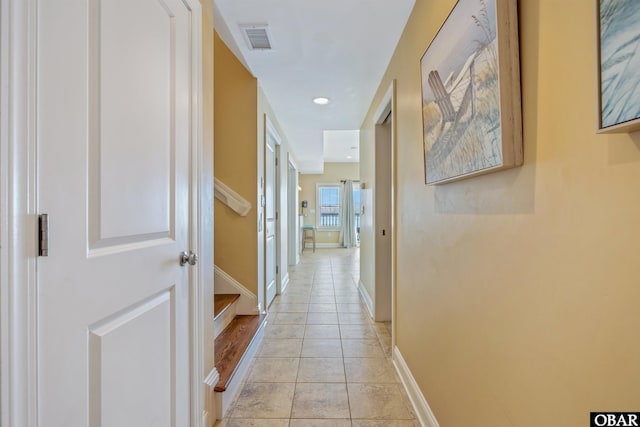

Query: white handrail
[[214, 177, 252, 216]]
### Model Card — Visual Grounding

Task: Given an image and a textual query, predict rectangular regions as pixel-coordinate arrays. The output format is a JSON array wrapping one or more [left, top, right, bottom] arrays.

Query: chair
[[427, 52, 477, 130], [302, 225, 316, 253]]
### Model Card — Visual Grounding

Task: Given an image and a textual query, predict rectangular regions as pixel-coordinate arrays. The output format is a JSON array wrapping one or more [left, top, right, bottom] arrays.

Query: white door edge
[[187, 0, 206, 425], [0, 0, 38, 425]]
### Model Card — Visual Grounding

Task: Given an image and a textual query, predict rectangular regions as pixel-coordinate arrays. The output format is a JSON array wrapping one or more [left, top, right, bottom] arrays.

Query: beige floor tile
[[230, 383, 295, 419], [305, 324, 341, 339], [351, 421, 420, 427], [306, 312, 339, 325], [338, 312, 370, 325], [310, 290, 335, 296], [272, 312, 308, 325], [335, 295, 361, 303], [247, 358, 300, 383], [309, 295, 336, 304], [308, 303, 337, 313], [344, 358, 399, 383], [258, 339, 303, 357], [289, 420, 351, 427], [277, 295, 311, 304], [265, 324, 306, 339], [219, 419, 290, 427], [339, 324, 377, 339], [271, 303, 309, 313], [347, 384, 414, 420], [336, 303, 364, 313], [301, 339, 343, 358], [297, 357, 346, 383], [291, 383, 350, 419], [341, 339, 385, 358]]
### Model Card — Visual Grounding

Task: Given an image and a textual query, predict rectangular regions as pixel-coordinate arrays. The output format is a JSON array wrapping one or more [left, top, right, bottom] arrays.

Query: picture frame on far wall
[[420, 0, 523, 185], [597, 0, 640, 134]]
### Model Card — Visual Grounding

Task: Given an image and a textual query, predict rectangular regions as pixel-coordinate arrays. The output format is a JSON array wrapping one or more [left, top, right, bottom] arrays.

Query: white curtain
[[339, 180, 357, 248]]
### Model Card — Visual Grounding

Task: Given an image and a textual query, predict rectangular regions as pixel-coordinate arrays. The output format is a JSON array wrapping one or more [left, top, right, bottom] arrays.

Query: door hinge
[[39, 214, 49, 257], [275, 157, 279, 166], [276, 211, 279, 220], [276, 265, 279, 274]]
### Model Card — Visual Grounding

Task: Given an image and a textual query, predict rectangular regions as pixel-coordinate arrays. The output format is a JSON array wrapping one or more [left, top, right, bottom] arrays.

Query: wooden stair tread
[[214, 293, 241, 319], [214, 314, 266, 392]]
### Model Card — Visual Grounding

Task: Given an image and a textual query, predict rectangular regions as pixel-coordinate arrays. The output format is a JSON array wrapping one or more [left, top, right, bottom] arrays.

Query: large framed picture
[[420, 0, 523, 185], [597, 0, 640, 133]]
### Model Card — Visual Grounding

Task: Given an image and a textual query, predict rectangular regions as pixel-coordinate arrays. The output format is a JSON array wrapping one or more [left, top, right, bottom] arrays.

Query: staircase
[[213, 293, 267, 419]]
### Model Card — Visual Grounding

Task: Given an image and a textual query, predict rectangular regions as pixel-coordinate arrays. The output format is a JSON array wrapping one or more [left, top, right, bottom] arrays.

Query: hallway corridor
[[217, 248, 418, 426]]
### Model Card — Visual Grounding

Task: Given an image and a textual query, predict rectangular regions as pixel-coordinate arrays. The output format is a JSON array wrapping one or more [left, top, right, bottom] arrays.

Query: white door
[[265, 135, 277, 307], [37, 0, 197, 425]]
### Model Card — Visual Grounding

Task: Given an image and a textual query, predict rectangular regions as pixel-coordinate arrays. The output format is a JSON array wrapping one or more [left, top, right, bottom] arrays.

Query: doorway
[[287, 156, 300, 267], [373, 81, 396, 345]]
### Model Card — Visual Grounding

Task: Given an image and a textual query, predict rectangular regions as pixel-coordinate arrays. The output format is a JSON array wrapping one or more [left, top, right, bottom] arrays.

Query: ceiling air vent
[[240, 24, 272, 50]]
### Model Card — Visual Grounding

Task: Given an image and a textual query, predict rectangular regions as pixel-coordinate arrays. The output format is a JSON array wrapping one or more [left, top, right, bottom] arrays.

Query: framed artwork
[[420, 0, 523, 185], [597, 0, 640, 133]]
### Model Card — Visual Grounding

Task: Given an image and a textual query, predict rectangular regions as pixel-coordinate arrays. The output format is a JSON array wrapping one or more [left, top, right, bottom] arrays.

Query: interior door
[[265, 134, 277, 307], [36, 0, 196, 425]]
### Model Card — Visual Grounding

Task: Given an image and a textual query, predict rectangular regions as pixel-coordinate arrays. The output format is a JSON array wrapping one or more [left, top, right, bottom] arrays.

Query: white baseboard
[[393, 347, 440, 427], [280, 273, 290, 294], [357, 279, 374, 319], [214, 265, 259, 315], [203, 368, 220, 427], [215, 318, 267, 419]]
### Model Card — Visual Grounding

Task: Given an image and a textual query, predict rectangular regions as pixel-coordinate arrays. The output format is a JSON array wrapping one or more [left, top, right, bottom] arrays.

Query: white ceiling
[[213, 0, 415, 173], [323, 130, 360, 163]]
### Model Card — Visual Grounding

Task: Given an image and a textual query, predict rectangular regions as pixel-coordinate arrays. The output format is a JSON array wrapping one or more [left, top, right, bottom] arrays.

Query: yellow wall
[[360, 0, 640, 425], [299, 163, 359, 244], [213, 32, 259, 294]]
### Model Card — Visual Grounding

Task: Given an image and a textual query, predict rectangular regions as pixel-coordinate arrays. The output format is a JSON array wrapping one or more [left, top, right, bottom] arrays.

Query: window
[[317, 184, 341, 228], [316, 182, 361, 232]]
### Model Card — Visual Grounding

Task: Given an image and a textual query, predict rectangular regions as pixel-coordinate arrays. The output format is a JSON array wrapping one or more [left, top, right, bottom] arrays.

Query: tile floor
[[216, 248, 419, 427]]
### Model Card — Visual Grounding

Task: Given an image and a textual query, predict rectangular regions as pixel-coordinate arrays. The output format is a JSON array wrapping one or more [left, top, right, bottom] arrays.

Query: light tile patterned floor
[[216, 248, 419, 427]]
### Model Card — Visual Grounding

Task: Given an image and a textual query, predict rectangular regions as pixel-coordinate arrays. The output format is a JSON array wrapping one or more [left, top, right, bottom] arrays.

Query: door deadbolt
[[180, 250, 198, 266]]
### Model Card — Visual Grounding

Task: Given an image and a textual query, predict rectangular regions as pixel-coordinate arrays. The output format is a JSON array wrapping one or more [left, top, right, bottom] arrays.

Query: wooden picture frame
[[597, 0, 640, 134], [420, 0, 523, 185]]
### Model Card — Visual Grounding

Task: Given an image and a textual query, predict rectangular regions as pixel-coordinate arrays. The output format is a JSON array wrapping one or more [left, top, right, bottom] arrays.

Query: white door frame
[[265, 116, 282, 298], [0, 1, 207, 425], [372, 80, 397, 352], [287, 155, 299, 266]]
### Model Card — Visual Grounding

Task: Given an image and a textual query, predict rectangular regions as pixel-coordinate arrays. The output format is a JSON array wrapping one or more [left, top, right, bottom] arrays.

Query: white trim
[[265, 116, 282, 146], [393, 347, 440, 427], [214, 265, 260, 315], [215, 319, 267, 419], [358, 280, 374, 319], [373, 79, 397, 347], [375, 82, 395, 125], [214, 177, 252, 216], [185, 1, 205, 424], [203, 368, 220, 427], [1, 0, 39, 425], [280, 272, 290, 294]]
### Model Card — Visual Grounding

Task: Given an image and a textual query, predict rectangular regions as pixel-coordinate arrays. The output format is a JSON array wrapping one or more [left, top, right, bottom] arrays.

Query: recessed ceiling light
[[313, 97, 330, 105]]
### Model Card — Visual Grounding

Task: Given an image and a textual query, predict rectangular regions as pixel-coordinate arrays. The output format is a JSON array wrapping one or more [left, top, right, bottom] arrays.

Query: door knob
[[180, 250, 198, 266]]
